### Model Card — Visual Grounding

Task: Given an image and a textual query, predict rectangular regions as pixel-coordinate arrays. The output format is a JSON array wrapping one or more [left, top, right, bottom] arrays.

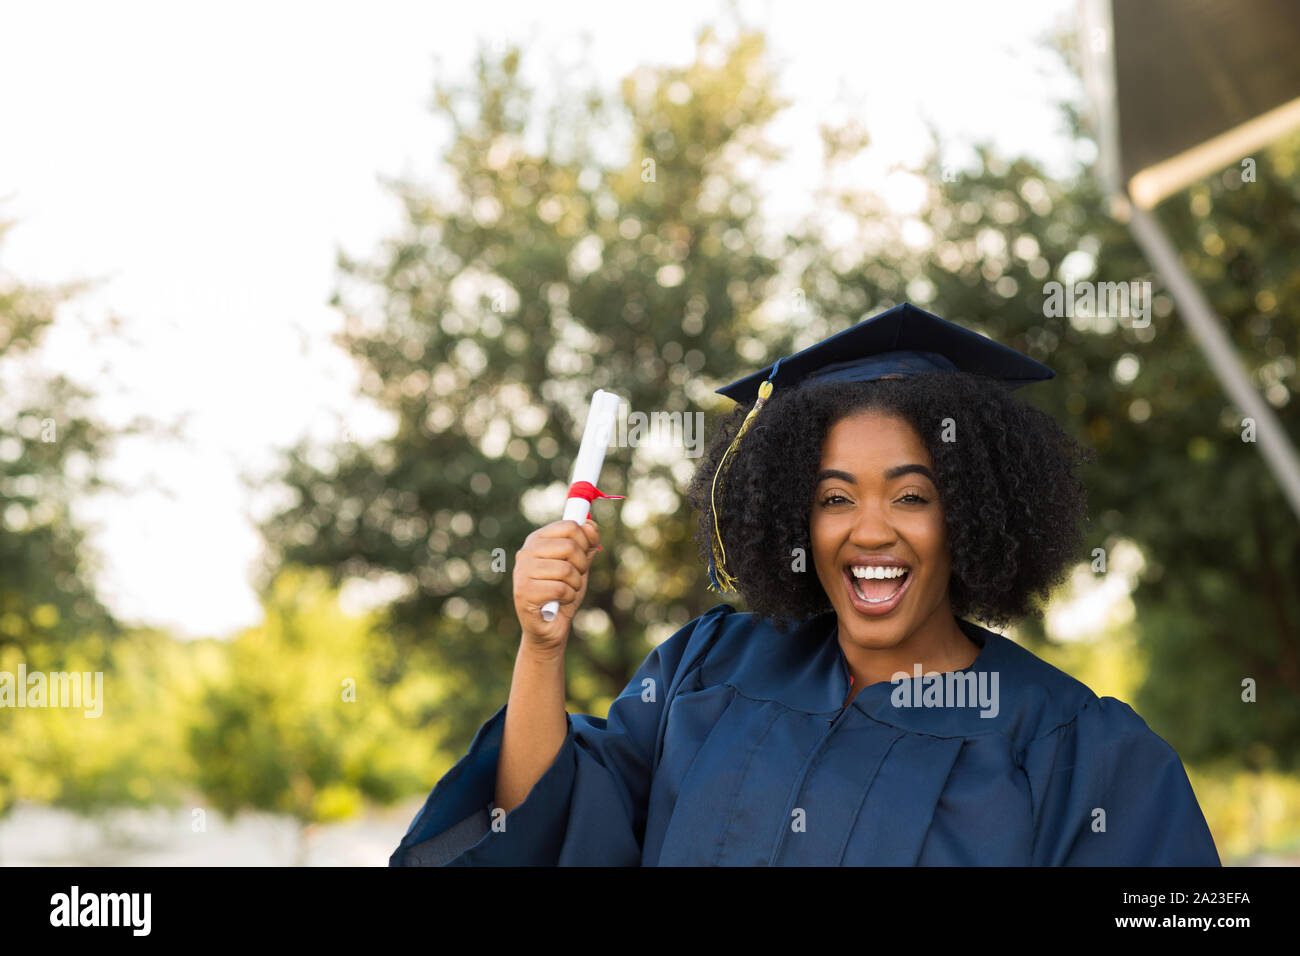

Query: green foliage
[[0, 630, 195, 816], [0, 217, 128, 818], [186, 567, 446, 825], [1111, 149, 1300, 771], [0, 219, 117, 654], [1, 220, 454, 828]]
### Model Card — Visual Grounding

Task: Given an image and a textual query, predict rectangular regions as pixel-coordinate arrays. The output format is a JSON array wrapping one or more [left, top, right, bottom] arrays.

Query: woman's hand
[[513, 518, 601, 656]]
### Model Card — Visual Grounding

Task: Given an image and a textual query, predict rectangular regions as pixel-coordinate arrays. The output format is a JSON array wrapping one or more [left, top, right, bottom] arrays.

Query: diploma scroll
[[540, 389, 622, 622]]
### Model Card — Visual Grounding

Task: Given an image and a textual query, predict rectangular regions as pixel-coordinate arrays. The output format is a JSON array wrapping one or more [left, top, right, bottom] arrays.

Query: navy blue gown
[[389, 603, 1220, 866]]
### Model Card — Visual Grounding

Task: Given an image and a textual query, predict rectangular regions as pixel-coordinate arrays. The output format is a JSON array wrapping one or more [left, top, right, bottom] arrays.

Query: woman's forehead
[[821, 411, 925, 452], [816, 411, 930, 476]]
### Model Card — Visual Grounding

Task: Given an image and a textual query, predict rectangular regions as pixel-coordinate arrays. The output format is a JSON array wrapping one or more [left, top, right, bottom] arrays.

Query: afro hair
[[685, 371, 1095, 629]]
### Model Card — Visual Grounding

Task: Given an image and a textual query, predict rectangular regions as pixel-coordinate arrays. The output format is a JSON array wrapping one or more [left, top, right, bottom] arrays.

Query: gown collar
[[836, 616, 1010, 736], [710, 607, 1024, 739]]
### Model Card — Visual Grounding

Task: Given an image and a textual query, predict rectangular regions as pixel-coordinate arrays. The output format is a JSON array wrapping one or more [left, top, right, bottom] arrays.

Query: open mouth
[[842, 563, 912, 616]]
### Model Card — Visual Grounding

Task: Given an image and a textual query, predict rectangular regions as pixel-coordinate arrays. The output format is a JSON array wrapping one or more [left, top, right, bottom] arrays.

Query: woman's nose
[[848, 498, 897, 547]]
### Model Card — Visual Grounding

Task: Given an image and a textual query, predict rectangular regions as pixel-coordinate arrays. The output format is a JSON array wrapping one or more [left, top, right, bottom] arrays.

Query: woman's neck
[[838, 603, 979, 703]]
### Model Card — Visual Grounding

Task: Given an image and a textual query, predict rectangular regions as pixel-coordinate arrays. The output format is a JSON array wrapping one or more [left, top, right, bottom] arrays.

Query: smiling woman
[[811, 410, 980, 697], [389, 302, 1222, 866], [696, 308, 1092, 634], [696, 337, 1097, 704]]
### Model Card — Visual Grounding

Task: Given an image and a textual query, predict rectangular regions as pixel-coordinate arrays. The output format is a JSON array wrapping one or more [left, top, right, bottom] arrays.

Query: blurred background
[[1, 0, 1297, 865]]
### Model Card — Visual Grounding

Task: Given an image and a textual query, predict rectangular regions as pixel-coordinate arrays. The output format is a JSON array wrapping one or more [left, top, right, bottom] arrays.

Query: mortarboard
[[705, 302, 1055, 592]]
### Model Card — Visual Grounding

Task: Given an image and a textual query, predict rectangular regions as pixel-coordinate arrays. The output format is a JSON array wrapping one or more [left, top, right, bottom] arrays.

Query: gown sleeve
[[1021, 695, 1221, 866], [388, 605, 731, 866]]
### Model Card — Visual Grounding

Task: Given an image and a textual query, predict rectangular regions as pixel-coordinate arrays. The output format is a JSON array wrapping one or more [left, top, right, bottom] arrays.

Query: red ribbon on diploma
[[566, 481, 623, 552], [566, 481, 621, 548]]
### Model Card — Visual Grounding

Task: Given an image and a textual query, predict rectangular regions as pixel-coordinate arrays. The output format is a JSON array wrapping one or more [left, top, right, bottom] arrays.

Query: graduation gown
[[389, 603, 1220, 866]]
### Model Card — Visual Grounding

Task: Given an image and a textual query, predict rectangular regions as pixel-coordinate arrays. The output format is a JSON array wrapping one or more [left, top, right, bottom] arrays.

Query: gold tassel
[[707, 378, 775, 593]]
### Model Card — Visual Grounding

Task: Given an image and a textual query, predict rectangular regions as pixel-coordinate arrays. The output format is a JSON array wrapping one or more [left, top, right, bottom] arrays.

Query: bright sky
[[0, 0, 1085, 638]]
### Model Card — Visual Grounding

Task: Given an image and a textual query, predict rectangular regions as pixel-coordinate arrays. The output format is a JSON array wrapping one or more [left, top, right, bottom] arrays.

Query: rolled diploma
[[540, 388, 622, 622]]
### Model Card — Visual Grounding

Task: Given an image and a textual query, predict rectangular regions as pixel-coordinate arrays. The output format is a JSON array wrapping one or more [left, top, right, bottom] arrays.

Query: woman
[[390, 303, 1221, 866]]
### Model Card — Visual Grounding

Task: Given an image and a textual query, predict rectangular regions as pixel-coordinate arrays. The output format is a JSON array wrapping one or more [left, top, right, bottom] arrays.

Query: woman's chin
[[833, 605, 911, 647]]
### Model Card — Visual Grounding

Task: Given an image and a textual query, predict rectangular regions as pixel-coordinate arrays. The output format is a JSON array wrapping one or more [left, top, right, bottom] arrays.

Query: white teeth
[[849, 565, 908, 580], [850, 573, 908, 605]]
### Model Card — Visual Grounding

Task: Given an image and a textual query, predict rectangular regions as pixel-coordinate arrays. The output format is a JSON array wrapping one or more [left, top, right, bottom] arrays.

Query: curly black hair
[[685, 371, 1095, 629]]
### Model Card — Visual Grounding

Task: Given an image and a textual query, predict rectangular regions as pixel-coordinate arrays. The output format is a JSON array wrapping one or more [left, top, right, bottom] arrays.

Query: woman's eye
[[820, 493, 928, 507]]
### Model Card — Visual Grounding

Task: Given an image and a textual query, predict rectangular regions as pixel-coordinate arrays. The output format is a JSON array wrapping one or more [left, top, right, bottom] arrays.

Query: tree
[[186, 568, 444, 863], [0, 218, 123, 819], [0, 220, 117, 657], [260, 27, 802, 751]]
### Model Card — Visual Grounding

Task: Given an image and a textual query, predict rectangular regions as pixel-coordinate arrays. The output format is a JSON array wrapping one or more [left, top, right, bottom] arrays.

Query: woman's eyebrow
[[815, 464, 936, 484]]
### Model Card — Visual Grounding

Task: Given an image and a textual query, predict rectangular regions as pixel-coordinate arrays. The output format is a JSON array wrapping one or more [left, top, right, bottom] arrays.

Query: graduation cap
[[716, 302, 1054, 404], [705, 302, 1054, 592]]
